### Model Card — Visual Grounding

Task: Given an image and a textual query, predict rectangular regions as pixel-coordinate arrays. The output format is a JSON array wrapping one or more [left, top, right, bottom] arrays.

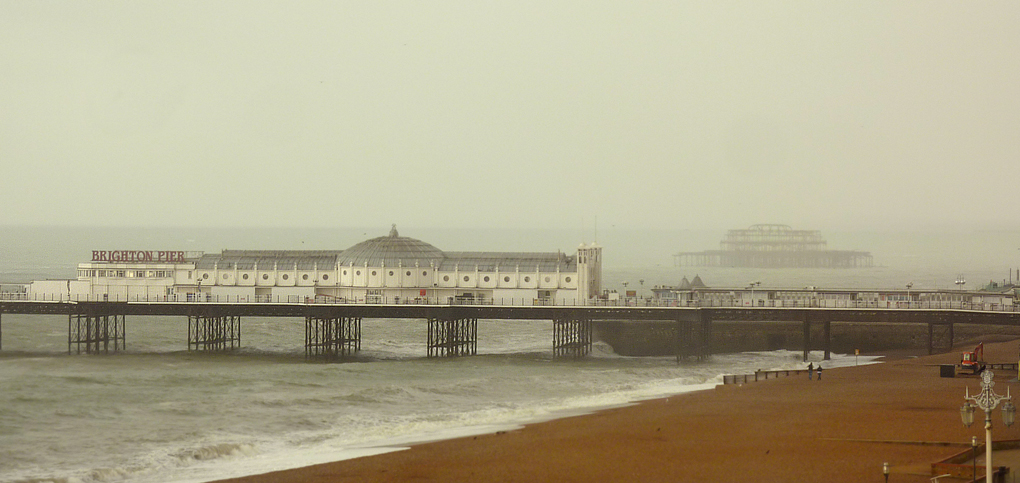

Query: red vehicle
[[960, 343, 986, 375]]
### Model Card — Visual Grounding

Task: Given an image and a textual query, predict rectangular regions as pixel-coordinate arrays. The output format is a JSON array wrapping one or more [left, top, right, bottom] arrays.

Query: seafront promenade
[[2, 299, 1019, 361]]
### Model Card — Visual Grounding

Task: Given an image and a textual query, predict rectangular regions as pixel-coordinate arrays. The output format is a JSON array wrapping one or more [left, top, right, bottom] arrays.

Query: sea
[[1, 225, 1017, 483]]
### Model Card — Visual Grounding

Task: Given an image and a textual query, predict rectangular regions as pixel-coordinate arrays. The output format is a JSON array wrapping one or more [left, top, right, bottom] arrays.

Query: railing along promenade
[[2, 296, 1019, 360]]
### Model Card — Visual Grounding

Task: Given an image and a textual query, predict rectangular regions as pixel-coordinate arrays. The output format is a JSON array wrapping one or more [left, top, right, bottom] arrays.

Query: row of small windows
[[342, 270, 430, 277], [82, 269, 173, 278], [202, 273, 334, 281], [191, 271, 573, 284], [438, 275, 572, 283], [201, 273, 331, 281]]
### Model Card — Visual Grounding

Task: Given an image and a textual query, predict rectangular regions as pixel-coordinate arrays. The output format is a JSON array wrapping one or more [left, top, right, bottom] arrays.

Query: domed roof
[[338, 225, 445, 267]]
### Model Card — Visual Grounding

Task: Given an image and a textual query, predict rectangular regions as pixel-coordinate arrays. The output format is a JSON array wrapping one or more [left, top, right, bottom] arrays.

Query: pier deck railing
[[0, 291, 1017, 312]]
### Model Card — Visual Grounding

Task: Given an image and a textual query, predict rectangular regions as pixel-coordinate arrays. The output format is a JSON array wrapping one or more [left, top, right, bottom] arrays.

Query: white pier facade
[[25, 226, 604, 306]]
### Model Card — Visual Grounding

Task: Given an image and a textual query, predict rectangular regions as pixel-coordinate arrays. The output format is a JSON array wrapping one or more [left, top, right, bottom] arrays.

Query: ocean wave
[[175, 443, 257, 462], [338, 385, 414, 404], [58, 375, 106, 385], [8, 477, 81, 483], [86, 467, 136, 482], [9, 464, 146, 483]]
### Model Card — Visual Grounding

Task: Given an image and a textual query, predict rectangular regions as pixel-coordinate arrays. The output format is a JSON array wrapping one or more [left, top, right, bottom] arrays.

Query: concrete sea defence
[[593, 320, 1020, 356]]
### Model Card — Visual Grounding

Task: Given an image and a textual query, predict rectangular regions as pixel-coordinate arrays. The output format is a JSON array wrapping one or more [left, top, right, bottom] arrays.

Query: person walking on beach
[[816, 364, 823, 381], [807, 362, 813, 380]]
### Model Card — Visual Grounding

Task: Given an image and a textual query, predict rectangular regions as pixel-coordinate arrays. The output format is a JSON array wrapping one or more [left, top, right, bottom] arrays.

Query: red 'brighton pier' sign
[[92, 251, 187, 263]]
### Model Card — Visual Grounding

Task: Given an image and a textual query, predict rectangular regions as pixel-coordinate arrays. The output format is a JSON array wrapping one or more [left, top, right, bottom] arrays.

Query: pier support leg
[[802, 315, 811, 362], [305, 315, 361, 361], [68, 312, 126, 354], [187, 312, 241, 351], [928, 323, 934, 356], [927, 323, 955, 355], [823, 320, 831, 361], [675, 318, 693, 363], [553, 317, 592, 359], [428, 317, 477, 358], [697, 310, 712, 361]]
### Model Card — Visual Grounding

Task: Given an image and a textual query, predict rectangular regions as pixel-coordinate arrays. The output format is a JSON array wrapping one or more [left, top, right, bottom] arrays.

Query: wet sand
[[214, 341, 1020, 483]]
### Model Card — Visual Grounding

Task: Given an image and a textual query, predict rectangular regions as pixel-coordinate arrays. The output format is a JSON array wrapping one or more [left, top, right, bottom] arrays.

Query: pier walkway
[[2, 300, 1019, 361]]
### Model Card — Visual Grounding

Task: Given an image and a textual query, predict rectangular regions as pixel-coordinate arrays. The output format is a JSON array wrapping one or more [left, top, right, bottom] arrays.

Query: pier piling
[[304, 314, 361, 361], [699, 310, 713, 360], [553, 316, 592, 358], [68, 309, 126, 354], [187, 310, 241, 351], [675, 313, 712, 362], [427, 317, 477, 357], [928, 322, 954, 355]]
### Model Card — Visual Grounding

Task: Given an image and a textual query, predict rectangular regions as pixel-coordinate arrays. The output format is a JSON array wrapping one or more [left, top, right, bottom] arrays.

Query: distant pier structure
[[674, 224, 873, 268]]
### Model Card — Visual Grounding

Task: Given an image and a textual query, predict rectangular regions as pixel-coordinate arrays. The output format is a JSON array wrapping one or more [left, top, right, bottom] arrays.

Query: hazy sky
[[2, 2, 1018, 232]]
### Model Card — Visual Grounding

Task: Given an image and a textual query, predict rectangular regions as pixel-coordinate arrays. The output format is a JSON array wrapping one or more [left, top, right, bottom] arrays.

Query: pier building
[[674, 224, 873, 268], [27, 226, 603, 306]]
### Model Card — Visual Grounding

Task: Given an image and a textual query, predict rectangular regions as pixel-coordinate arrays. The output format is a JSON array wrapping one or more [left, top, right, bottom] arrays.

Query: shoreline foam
[[211, 342, 1020, 483]]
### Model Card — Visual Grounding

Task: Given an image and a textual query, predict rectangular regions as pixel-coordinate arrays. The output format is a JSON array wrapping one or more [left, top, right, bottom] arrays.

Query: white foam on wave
[[172, 350, 884, 483], [154, 372, 726, 483], [158, 386, 724, 483], [3, 343, 885, 483]]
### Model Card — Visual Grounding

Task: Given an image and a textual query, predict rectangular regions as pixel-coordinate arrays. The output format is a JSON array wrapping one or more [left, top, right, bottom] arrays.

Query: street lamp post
[[747, 281, 761, 307], [960, 370, 1017, 482], [972, 436, 978, 482]]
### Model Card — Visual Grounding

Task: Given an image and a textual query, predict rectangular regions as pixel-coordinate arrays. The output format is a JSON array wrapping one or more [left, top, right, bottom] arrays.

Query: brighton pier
[[2, 299, 1019, 362]]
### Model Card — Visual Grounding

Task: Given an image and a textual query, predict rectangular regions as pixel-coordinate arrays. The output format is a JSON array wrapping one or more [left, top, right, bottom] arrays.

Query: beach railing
[[723, 369, 810, 384], [930, 439, 1020, 483]]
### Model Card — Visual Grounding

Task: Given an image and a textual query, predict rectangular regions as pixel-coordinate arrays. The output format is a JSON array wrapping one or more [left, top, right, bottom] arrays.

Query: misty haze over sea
[[3, 1, 1018, 481], [2, 225, 1017, 292], [1, 224, 1003, 483], [0, 225, 900, 483]]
